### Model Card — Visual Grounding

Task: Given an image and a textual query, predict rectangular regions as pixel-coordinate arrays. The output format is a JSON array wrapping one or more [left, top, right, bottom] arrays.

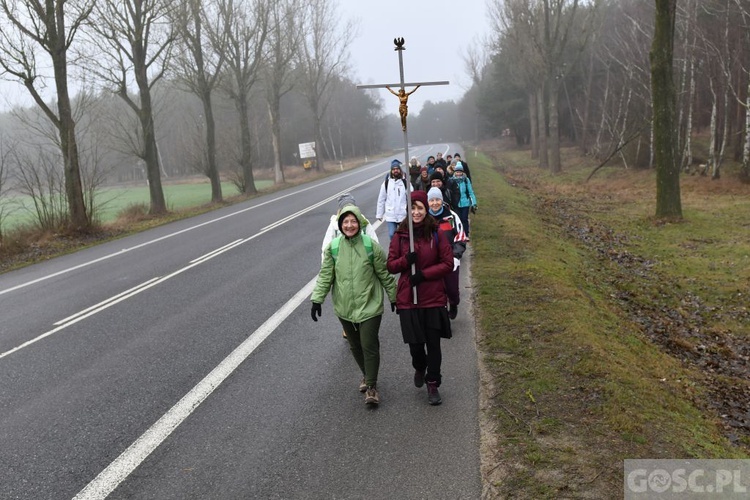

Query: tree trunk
[[708, 80, 717, 175], [682, 47, 696, 172], [742, 82, 750, 178], [580, 45, 595, 154], [237, 94, 257, 195], [52, 41, 88, 229], [537, 85, 548, 169], [529, 89, 539, 159], [650, 0, 682, 219], [201, 92, 222, 202], [549, 79, 561, 173], [268, 99, 285, 184], [135, 87, 167, 214]]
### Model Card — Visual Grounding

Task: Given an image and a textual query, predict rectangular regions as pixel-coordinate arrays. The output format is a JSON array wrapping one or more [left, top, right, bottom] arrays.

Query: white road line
[[72, 276, 319, 500], [189, 239, 244, 264], [53, 277, 163, 326], [0, 163, 390, 297], [74, 219, 384, 498], [0, 173, 387, 360]]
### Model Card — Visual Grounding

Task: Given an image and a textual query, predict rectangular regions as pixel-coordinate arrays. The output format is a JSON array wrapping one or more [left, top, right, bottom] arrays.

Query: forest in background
[[1, 0, 749, 235]]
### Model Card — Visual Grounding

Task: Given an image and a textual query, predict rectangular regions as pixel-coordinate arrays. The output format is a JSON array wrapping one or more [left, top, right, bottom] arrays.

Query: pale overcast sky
[[0, 0, 492, 114], [338, 0, 492, 115]]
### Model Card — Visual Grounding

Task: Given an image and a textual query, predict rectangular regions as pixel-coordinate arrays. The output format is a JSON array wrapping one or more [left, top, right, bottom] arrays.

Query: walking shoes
[[414, 369, 426, 388], [427, 381, 442, 405], [365, 386, 380, 405]]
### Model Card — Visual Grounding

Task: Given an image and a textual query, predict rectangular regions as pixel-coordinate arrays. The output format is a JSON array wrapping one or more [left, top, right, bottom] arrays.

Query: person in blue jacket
[[452, 163, 477, 239]]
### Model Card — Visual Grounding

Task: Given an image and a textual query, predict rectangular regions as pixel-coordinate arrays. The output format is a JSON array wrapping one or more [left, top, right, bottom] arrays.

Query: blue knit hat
[[391, 159, 402, 169], [454, 162, 464, 172]]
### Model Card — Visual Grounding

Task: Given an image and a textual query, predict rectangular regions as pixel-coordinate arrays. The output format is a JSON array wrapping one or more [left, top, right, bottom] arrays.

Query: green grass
[[472, 143, 748, 498], [3, 180, 274, 229]]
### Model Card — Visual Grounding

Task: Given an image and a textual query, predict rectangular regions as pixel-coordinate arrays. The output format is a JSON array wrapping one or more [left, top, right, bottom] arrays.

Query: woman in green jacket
[[311, 204, 397, 405]]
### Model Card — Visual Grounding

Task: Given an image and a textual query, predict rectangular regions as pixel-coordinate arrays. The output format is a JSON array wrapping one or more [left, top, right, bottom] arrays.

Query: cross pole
[[357, 37, 449, 303]]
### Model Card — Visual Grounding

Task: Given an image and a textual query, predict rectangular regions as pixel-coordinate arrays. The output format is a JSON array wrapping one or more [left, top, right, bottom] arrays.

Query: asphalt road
[[0, 144, 481, 499]]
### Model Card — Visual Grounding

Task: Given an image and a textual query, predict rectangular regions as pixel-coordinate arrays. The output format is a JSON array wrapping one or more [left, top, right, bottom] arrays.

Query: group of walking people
[[310, 151, 476, 408]]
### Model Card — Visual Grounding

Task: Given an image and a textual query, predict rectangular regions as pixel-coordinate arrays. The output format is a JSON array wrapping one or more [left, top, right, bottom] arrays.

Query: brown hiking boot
[[359, 377, 367, 393], [365, 386, 380, 405]]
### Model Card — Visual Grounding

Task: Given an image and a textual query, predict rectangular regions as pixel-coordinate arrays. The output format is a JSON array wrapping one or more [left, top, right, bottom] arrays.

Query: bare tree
[[0, 134, 20, 240], [173, 0, 230, 202], [12, 145, 68, 230], [0, 0, 94, 229], [296, 0, 355, 169], [220, 0, 269, 195], [85, 0, 177, 214], [263, 0, 303, 184], [651, 0, 682, 218]]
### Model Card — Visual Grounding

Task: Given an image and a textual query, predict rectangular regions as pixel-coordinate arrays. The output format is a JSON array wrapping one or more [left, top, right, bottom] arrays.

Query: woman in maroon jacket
[[387, 190, 454, 405]]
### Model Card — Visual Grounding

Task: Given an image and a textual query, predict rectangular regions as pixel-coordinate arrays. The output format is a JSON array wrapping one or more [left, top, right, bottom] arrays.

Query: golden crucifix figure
[[386, 85, 421, 131]]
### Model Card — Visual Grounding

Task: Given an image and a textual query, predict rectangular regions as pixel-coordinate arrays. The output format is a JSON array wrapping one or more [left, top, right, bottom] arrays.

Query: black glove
[[311, 302, 322, 322], [391, 302, 397, 313], [409, 270, 425, 286], [405, 251, 418, 265], [470, 205, 478, 214]]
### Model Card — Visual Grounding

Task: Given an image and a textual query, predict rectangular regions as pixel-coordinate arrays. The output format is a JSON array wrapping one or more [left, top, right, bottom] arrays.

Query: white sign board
[[299, 142, 316, 159]]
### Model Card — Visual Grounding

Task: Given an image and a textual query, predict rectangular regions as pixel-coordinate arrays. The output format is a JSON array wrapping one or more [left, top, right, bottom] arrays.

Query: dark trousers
[[340, 315, 382, 387], [457, 206, 471, 236], [409, 327, 442, 386], [444, 267, 460, 306]]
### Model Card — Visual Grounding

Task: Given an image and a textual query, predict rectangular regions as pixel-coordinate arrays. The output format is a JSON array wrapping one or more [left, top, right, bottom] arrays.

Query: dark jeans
[[409, 326, 442, 386], [458, 206, 471, 236], [340, 315, 382, 387]]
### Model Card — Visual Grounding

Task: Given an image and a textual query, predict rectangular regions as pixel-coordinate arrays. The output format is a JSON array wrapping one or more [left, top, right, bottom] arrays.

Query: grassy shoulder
[[471, 140, 749, 498]]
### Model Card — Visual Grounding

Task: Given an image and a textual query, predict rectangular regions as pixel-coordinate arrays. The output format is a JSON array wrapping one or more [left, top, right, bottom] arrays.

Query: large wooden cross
[[357, 37, 449, 302]]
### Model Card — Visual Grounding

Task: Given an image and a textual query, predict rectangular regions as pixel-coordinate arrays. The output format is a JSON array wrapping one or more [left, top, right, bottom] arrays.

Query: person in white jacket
[[376, 159, 412, 239]]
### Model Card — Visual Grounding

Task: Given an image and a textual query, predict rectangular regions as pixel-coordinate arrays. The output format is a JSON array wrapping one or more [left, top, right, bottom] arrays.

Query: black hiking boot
[[427, 381, 442, 406], [414, 369, 426, 388]]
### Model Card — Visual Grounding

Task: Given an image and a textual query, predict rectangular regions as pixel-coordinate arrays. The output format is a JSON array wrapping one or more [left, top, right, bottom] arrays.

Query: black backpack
[[384, 175, 407, 193]]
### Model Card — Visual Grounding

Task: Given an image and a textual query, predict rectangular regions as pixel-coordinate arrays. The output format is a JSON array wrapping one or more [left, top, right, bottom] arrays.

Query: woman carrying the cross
[[387, 190, 453, 405]]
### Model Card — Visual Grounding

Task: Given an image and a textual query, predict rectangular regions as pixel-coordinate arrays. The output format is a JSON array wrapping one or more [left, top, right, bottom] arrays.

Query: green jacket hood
[[337, 204, 369, 233]]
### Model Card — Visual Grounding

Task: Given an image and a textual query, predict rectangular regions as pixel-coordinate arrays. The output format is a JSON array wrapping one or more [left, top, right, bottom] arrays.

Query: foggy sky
[[0, 0, 491, 114], [338, 0, 491, 115]]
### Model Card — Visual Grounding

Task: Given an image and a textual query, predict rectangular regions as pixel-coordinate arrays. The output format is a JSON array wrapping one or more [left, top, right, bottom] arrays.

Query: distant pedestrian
[[427, 187, 467, 320], [414, 166, 430, 192], [376, 159, 411, 239], [453, 153, 471, 181], [434, 152, 447, 170], [425, 155, 436, 175], [408, 156, 421, 185], [452, 163, 477, 238], [312, 204, 397, 406], [387, 190, 454, 406]]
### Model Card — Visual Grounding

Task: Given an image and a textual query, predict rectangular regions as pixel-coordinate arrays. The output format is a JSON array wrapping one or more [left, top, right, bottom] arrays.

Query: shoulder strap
[[330, 234, 374, 265], [361, 234, 374, 264], [330, 235, 342, 262]]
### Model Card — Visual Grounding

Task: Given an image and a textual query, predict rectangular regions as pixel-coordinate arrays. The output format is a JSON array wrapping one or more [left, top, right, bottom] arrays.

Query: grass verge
[[471, 140, 749, 499]]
